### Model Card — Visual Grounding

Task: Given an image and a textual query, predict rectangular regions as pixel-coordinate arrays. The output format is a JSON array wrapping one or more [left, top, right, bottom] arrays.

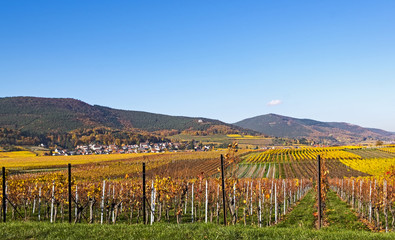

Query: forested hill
[[234, 113, 395, 143], [0, 97, 252, 135]]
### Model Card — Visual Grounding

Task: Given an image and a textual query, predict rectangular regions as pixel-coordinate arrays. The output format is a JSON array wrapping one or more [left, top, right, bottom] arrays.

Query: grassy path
[[324, 190, 369, 231], [275, 190, 316, 229], [2, 221, 395, 240], [276, 187, 369, 231]]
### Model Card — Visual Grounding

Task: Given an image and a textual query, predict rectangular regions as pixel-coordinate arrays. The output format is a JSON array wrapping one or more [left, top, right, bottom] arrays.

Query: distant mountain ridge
[[0, 97, 252, 135], [1, 97, 393, 144], [234, 113, 395, 143]]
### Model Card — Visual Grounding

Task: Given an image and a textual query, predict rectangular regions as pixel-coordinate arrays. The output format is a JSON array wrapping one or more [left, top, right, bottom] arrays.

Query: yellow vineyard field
[[227, 134, 268, 139], [0, 151, 37, 159], [0, 152, 155, 169], [379, 147, 395, 154], [244, 147, 362, 163], [0, 150, 231, 169], [339, 158, 395, 176]]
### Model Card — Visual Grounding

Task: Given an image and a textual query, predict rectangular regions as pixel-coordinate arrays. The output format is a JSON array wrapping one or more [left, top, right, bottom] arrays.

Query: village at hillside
[[49, 142, 212, 156]]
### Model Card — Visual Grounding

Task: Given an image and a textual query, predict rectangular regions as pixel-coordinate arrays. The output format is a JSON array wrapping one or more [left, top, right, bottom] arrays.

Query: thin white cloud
[[267, 99, 282, 106]]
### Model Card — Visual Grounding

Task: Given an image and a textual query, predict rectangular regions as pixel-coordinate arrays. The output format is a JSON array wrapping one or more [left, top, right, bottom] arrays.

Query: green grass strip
[[275, 189, 316, 229], [240, 164, 252, 178], [251, 163, 261, 178], [2, 221, 395, 240], [324, 190, 369, 231], [275, 163, 280, 178]]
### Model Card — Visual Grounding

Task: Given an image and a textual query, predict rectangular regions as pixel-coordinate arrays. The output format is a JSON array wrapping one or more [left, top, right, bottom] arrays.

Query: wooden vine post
[[191, 183, 194, 222], [205, 180, 208, 223], [38, 187, 41, 221], [369, 180, 372, 222], [50, 180, 55, 223], [275, 182, 278, 223], [100, 180, 106, 224], [317, 155, 322, 229], [142, 162, 146, 225], [384, 179, 388, 232], [220, 154, 227, 225], [150, 180, 156, 225], [2, 167, 6, 223], [68, 163, 72, 223]]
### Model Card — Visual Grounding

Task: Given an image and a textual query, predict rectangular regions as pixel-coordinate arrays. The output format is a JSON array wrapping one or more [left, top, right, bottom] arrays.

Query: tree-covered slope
[[234, 113, 395, 143], [0, 97, 116, 133], [0, 97, 251, 134]]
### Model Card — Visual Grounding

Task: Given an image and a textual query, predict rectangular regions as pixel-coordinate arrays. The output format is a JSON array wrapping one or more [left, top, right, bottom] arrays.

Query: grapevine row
[[0, 173, 311, 226], [329, 177, 395, 232]]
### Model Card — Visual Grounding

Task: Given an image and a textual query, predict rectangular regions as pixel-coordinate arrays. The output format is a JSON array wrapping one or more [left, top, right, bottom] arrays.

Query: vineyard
[[0, 147, 313, 227], [1, 145, 395, 237], [236, 146, 395, 232], [238, 147, 370, 179], [0, 173, 311, 226], [330, 177, 395, 231], [0, 150, 241, 170], [243, 147, 363, 163]]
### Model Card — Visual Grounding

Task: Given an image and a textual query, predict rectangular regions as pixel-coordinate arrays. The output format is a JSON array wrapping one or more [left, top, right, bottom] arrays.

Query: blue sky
[[1, 1, 395, 131]]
